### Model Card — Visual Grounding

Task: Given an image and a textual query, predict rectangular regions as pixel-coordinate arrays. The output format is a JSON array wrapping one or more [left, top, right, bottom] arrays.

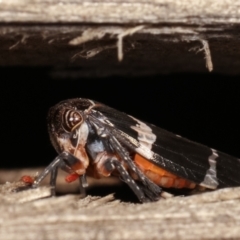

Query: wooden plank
[[0, 0, 240, 24], [0, 0, 240, 74], [1, 175, 240, 240]]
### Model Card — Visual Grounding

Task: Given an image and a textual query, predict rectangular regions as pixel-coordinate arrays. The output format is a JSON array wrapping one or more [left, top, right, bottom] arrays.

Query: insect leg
[[32, 151, 87, 196], [15, 152, 66, 193], [109, 136, 162, 201], [59, 154, 89, 195], [79, 174, 88, 196], [49, 167, 58, 196], [108, 158, 148, 203], [88, 150, 147, 203], [32, 151, 68, 186]]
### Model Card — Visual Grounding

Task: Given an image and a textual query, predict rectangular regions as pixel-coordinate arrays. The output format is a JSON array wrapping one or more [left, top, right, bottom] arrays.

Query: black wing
[[93, 104, 240, 189]]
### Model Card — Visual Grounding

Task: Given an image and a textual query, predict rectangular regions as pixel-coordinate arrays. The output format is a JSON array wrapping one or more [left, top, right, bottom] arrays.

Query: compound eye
[[62, 109, 83, 132]]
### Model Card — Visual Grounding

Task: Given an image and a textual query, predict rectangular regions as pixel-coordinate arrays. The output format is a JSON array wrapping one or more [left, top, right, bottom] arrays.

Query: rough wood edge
[[1, 179, 240, 240], [1, 0, 240, 24]]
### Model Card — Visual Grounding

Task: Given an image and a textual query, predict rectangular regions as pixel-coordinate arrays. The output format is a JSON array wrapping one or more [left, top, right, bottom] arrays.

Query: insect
[[21, 98, 240, 203]]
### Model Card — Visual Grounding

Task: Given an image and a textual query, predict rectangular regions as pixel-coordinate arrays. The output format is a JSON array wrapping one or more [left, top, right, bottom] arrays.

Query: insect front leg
[[17, 151, 87, 196]]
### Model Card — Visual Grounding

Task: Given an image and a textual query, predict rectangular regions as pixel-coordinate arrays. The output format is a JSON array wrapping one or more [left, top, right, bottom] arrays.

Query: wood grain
[[0, 0, 239, 24], [0, 168, 240, 240], [0, 0, 240, 74]]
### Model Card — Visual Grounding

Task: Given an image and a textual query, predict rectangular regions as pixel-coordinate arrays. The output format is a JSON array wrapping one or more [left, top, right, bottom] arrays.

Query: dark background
[[1, 68, 240, 170]]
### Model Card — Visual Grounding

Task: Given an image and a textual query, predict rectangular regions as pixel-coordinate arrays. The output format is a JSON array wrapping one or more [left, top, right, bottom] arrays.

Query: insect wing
[[91, 104, 240, 189], [148, 124, 240, 188]]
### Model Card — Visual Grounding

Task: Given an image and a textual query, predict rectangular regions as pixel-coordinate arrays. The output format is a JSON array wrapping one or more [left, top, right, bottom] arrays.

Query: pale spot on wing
[[200, 148, 219, 189], [129, 116, 156, 149]]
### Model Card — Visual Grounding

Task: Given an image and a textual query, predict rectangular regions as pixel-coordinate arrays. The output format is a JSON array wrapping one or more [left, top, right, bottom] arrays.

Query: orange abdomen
[[134, 154, 196, 189]]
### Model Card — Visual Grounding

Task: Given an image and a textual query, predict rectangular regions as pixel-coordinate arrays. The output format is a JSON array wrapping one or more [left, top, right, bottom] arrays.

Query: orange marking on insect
[[69, 160, 86, 175], [134, 154, 196, 189], [21, 175, 35, 184], [65, 173, 79, 183]]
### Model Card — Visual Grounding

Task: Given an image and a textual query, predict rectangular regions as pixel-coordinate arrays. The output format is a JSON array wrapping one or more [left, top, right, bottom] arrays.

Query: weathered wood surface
[[0, 0, 240, 74], [1, 168, 240, 240], [0, 0, 239, 24]]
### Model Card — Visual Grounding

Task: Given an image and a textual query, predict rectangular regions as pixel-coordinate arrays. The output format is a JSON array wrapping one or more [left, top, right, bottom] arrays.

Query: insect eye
[[62, 110, 83, 132]]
